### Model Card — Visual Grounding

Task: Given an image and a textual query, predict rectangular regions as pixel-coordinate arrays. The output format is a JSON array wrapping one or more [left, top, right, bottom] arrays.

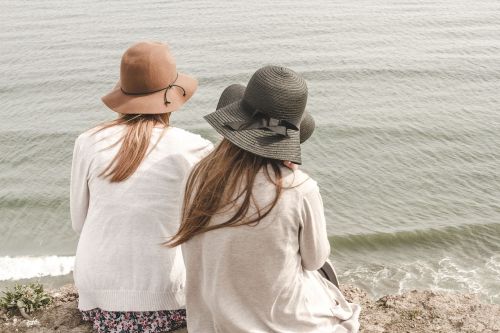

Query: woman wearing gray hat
[[167, 66, 360, 332], [215, 83, 340, 287]]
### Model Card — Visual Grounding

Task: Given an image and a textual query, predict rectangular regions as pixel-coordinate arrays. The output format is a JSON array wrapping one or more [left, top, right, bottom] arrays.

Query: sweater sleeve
[[70, 136, 90, 233], [299, 186, 331, 271]]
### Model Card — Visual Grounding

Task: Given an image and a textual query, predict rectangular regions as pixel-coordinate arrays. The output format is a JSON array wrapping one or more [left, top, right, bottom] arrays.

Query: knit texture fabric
[[182, 168, 361, 333], [71, 125, 213, 311]]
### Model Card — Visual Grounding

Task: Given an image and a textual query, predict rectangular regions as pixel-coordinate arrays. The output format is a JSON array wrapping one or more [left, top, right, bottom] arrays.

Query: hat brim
[[101, 72, 197, 114], [300, 112, 315, 144], [205, 100, 302, 164]]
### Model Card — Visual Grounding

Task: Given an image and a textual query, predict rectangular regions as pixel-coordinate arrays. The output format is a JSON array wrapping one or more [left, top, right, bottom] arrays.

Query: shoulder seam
[[286, 174, 318, 198]]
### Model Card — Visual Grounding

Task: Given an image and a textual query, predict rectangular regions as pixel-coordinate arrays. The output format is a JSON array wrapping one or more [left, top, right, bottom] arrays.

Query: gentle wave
[[330, 223, 500, 251], [0, 256, 74, 281]]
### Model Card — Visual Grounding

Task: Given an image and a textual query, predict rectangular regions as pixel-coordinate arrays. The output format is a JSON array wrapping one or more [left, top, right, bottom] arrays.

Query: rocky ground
[[341, 286, 500, 333], [1, 284, 499, 333]]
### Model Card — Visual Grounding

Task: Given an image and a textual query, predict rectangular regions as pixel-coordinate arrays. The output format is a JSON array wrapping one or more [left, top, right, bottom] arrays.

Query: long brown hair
[[166, 139, 283, 247], [96, 113, 170, 182]]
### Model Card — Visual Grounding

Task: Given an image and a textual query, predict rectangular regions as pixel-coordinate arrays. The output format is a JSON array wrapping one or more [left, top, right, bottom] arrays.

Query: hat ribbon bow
[[225, 110, 298, 137]]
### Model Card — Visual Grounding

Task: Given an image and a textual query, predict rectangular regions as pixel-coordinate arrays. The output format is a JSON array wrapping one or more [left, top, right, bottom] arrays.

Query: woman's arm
[[70, 136, 90, 233], [299, 187, 331, 271]]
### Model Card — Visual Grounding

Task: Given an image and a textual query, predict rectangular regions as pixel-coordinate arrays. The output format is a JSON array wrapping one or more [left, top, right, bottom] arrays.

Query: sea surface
[[1, 0, 499, 303]]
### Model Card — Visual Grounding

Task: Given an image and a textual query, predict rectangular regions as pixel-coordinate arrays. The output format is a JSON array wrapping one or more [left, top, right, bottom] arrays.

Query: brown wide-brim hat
[[205, 66, 308, 165], [102, 41, 197, 114], [216, 83, 316, 144]]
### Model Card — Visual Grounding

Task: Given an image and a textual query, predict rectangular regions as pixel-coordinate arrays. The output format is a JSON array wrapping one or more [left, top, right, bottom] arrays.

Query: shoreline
[[1, 284, 499, 333]]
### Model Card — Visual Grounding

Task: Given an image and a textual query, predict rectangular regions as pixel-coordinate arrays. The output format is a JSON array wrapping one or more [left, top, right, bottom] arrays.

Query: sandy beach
[[1, 284, 499, 333]]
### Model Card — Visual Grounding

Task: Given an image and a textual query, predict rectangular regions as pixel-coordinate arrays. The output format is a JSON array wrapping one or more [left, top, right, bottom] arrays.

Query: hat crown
[[216, 84, 246, 110], [243, 66, 307, 127], [120, 42, 177, 93]]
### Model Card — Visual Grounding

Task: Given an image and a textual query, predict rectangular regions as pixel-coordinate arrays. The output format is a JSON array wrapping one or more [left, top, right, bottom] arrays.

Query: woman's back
[[74, 126, 210, 227], [182, 168, 360, 332], [72, 125, 212, 311]]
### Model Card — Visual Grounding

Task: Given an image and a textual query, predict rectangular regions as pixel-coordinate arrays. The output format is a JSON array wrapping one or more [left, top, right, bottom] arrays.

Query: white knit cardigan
[[70, 125, 213, 311]]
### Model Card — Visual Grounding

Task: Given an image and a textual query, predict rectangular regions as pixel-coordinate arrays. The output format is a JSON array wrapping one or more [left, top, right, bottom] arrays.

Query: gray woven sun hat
[[205, 66, 308, 164], [216, 83, 316, 144]]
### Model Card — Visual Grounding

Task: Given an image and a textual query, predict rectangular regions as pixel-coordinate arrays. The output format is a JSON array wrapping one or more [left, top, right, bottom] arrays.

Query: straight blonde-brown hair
[[166, 139, 283, 247], [96, 113, 170, 182]]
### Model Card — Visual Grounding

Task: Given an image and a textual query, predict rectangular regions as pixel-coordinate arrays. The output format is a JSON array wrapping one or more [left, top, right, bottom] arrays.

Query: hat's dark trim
[[224, 101, 299, 137], [204, 101, 302, 164], [120, 73, 186, 106]]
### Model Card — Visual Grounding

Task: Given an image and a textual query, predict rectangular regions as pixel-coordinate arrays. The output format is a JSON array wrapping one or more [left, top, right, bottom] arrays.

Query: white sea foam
[[340, 255, 500, 303], [0, 256, 74, 281]]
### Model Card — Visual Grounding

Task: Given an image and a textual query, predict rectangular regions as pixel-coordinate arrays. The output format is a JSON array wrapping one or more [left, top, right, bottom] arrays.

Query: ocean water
[[1, 0, 499, 303]]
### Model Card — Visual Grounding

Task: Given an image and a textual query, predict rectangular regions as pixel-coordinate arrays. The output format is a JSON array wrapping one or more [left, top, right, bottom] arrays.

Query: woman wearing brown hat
[[70, 42, 211, 333], [167, 66, 360, 332]]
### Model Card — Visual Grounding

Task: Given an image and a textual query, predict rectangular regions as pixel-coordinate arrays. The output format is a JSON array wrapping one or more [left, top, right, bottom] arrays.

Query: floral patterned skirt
[[81, 308, 186, 333]]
